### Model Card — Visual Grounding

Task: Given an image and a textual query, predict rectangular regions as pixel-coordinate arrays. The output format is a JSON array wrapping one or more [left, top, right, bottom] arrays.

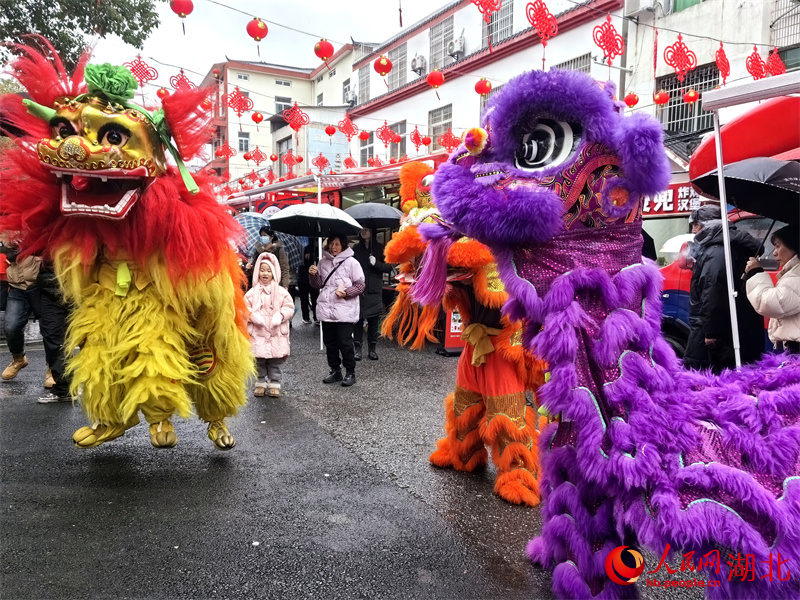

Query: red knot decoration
[[281, 150, 301, 176], [344, 156, 358, 169], [312, 153, 330, 172], [715, 42, 730, 86], [768, 47, 786, 76], [222, 86, 254, 118], [409, 126, 423, 152], [376, 121, 396, 149], [372, 156, 384, 167], [472, 0, 502, 52], [746, 46, 768, 80], [250, 146, 267, 166], [248, 170, 259, 182], [282, 103, 310, 133], [267, 169, 276, 184], [663, 34, 697, 83], [437, 128, 460, 153], [337, 115, 359, 142], [592, 15, 625, 66], [526, 1, 558, 46], [653, 90, 670, 106], [214, 142, 236, 159], [124, 55, 158, 89], [169, 69, 196, 92]]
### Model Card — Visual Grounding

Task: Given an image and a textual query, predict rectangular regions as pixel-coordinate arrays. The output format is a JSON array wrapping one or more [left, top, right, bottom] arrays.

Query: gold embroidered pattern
[[483, 263, 505, 293], [453, 385, 483, 416], [485, 392, 528, 429]]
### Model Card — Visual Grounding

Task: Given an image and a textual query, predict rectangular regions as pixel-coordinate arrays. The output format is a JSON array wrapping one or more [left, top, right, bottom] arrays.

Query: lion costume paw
[[73, 421, 133, 448], [207, 420, 236, 451], [149, 420, 178, 448]]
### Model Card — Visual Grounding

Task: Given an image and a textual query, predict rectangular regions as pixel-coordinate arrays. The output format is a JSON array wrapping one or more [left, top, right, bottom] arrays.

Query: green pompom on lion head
[[84, 64, 138, 105]]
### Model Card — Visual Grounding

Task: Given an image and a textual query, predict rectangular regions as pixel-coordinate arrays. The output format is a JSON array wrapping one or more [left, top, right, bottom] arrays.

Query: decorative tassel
[[399, 0, 403, 27]]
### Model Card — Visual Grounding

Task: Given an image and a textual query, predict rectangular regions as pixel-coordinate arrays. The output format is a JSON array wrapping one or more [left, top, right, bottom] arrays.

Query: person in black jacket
[[684, 205, 764, 372], [298, 240, 320, 324], [351, 228, 393, 360]]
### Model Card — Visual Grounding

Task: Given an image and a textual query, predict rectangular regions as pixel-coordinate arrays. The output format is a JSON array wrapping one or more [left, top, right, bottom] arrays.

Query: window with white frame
[[238, 131, 250, 153], [275, 79, 292, 87], [430, 16, 454, 70], [554, 53, 592, 73], [388, 43, 408, 91], [479, 84, 503, 118], [358, 65, 370, 104], [390, 121, 406, 158], [656, 62, 719, 133], [275, 96, 292, 114], [237, 73, 249, 81], [277, 137, 292, 176], [360, 132, 374, 166], [483, 0, 514, 48], [328, 68, 337, 78], [317, 93, 323, 106], [342, 78, 351, 103], [316, 75, 323, 83], [428, 104, 452, 151]]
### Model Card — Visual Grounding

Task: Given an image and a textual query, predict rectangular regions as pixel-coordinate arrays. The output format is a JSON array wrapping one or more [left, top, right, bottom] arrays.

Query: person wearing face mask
[[250, 227, 290, 289], [309, 235, 365, 387], [351, 228, 393, 360], [746, 225, 800, 353]]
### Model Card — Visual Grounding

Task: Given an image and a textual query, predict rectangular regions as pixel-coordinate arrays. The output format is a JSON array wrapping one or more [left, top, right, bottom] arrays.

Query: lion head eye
[[421, 175, 434, 189], [515, 119, 583, 171]]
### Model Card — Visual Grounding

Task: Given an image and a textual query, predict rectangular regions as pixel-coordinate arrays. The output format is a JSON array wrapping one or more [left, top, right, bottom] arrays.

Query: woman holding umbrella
[[351, 228, 393, 360], [309, 236, 365, 386]]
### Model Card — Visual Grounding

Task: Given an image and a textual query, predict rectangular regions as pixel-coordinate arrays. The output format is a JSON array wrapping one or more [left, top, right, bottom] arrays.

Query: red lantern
[[421, 136, 432, 146], [247, 17, 268, 56], [683, 89, 700, 104], [475, 78, 492, 96], [157, 87, 170, 100], [623, 93, 639, 108], [374, 55, 392, 76], [212, 67, 220, 79], [259, 178, 266, 184], [296, 155, 303, 164], [426, 69, 444, 99], [270, 154, 278, 162], [359, 131, 370, 142], [278, 177, 286, 182], [315, 39, 334, 62], [389, 158, 397, 164], [243, 152, 253, 162], [170, 0, 193, 34], [367, 158, 375, 167], [653, 90, 670, 105], [392, 134, 402, 144], [252, 112, 264, 124], [325, 125, 336, 136], [238, 178, 245, 185]]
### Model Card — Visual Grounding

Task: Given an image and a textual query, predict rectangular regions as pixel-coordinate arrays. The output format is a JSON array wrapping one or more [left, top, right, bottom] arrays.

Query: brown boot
[[2, 355, 28, 380], [44, 367, 55, 389]]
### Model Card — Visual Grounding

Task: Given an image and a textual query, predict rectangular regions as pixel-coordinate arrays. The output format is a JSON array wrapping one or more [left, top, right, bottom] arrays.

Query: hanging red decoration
[[337, 115, 359, 142], [663, 34, 697, 83], [746, 46, 768, 80], [367, 158, 375, 167], [248, 170, 259, 182], [282, 103, 310, 144], [653, 90, 670, 105], [267, 170, 276, 184], [376, 121, 396, 149], [325, 125, 336, 137], [238, 178, 245, 185], [372, 156, 384, 167], [409, 126, 423, 152], [222, 86, 254, 118], [427, 69, 444, 99], [683, 89, 700, 104], [212, 67, 220, 79], [296, 155, 303, 164], [359, 131, 370, 142], [421, 136, 432, 146], [246, 17, 268, 56], [373, 55, 393, 76], [392, 134, 402, 144], [715, 42, 730, 86], [592, 15, 625, 66], [250, 146, 267, 166], [399, 155, 409, 162], [251, 111, 264, 132], [243, 152, 253, 162], [312, 153, 330, 172], [437, 128, 460, 153], [344, 156, 358, 169], [475, 78, 492, 96], [124, 55, 158, 101], [281, 150, 300, 177], [215, 142, 236, 159], [472, 0, 502, 52], [623, 93, 638, 108], [259, 178, 265, 184], [278, 177, 286, 182], [270, 154, 279, 162], [170, 0, 193, 34], [526, 0, 557, 68], [389, 158, 397, 164], [314, 39, 335, 69], [768, 47, 786, 76], [169, 69, 196, 93], [157, 87, 170, 100]]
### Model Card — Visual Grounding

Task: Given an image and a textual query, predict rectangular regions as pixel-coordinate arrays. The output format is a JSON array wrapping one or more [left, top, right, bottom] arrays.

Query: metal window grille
[[430, 16, 454, 70], [389, 121, 406, 158], [342, 79, 351, 103], [360, 132, 374, 166], [237, 73, 249, 81], [479, 84, 504, 117], [238, 132, 249, 153], [554, 53, 592, 73], [329, 68, 337, 78], [388, 43, 408, 91], [656, 63, 719, 133], [275, 96, 292, 114], [275, 79, 291, 87], [317, 93, 323, 106], [359, 65, 370, 104], [428, 104, 453, 151], [316, 75, 323, 83], [771, 0, 800, 48], [482, 0, 514, 48]]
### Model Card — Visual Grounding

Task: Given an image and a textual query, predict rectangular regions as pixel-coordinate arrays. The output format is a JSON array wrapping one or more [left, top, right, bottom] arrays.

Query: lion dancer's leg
[[429, 350, 488, 472]]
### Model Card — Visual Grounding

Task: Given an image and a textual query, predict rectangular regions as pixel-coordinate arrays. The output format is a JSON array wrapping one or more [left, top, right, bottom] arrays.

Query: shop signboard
[[442, 308, 466, 355], [642, 183, 703, 218]]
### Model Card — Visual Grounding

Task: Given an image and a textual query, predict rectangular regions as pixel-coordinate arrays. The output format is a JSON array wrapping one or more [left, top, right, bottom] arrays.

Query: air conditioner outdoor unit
[[411, 54, 427, 75], [344, 90, 357, 105], [447, 34, 465, 59], [624, 0, 656, 17]]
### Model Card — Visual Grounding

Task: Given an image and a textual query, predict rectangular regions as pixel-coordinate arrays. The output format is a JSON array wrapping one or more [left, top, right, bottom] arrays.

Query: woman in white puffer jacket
[[745, 225, 800, 353]]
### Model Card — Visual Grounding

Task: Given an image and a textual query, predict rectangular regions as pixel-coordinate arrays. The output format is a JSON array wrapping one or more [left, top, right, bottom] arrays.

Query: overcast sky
[[90, 0, 452, 102]]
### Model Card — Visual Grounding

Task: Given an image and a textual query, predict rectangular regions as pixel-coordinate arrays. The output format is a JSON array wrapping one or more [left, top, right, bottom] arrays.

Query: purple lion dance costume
[[431, 69, 800, 599]]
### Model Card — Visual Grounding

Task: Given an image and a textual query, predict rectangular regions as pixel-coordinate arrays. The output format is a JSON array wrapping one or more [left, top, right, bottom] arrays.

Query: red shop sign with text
[[642, 183, 703, 218]]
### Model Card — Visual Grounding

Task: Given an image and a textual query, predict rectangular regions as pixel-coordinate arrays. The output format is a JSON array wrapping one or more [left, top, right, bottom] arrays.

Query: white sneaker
[[37, 393, 74, 404]]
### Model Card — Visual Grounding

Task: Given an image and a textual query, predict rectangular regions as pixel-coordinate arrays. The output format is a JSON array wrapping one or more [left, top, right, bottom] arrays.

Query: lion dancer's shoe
[[73, 414, 140, 448], [429, 391, 488, 471], [206, 419, 236, 450]]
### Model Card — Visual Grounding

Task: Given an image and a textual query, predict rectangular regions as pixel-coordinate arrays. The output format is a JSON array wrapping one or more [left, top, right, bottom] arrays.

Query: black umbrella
[[344, 203, 404, 229], [268, 203, 363, 237], [692, 157, 800, 225]]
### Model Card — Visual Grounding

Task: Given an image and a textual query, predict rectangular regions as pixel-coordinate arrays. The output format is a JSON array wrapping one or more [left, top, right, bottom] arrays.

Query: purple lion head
[[431, 69, 671, 248]]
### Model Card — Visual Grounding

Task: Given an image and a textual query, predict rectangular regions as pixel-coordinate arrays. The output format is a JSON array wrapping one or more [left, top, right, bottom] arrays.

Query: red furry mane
[[162, 87, 213, 160]]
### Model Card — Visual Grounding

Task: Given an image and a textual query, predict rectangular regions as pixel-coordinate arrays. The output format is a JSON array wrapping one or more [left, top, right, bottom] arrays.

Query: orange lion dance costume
[[0, 40, 252, 450], [383, 161, 547, 506]]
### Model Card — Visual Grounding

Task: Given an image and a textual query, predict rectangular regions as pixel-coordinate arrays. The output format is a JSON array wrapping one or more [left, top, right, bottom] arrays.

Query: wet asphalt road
[[1, 314, 701, 600]]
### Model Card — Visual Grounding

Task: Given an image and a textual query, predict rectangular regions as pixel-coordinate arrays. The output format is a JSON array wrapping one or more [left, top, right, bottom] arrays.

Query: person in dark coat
[[684, 205, 764, 372], [351, 228, 393, 360], [298, 240, 320, 324]]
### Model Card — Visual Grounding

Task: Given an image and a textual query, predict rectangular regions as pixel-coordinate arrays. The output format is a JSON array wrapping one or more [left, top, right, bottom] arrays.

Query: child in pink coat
[[244, 253, 295, 397]]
